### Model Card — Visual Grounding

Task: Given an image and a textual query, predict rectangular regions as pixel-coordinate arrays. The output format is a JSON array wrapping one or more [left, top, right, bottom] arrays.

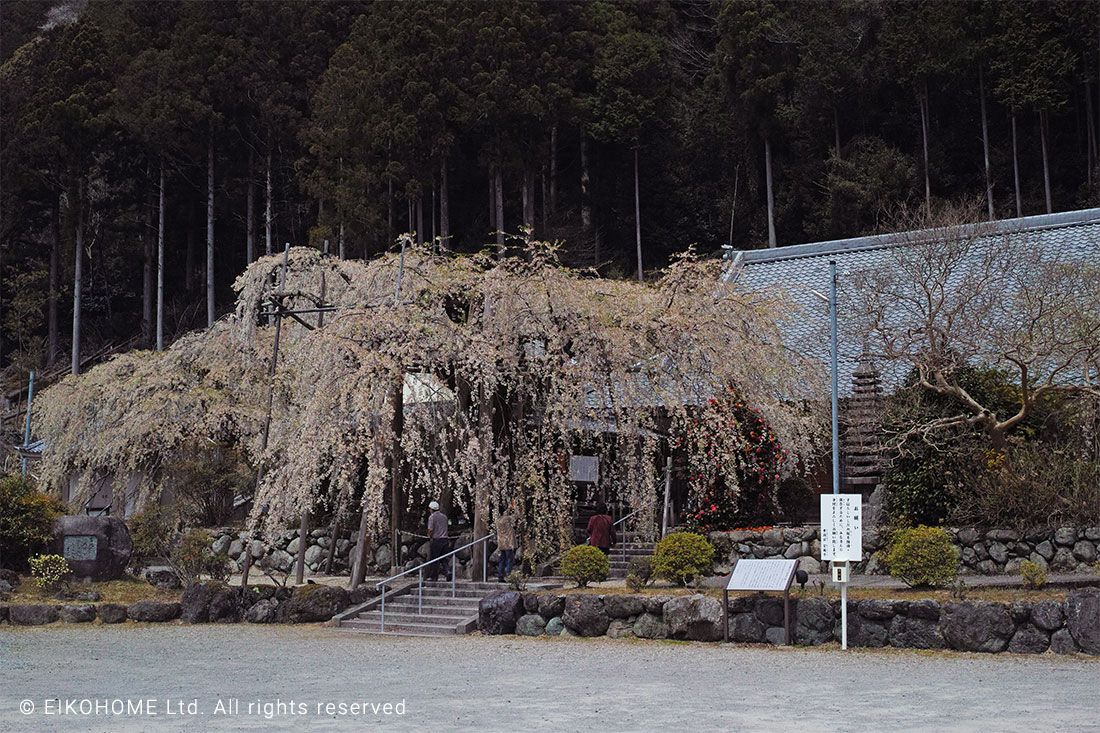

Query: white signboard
[[569, 455, 599, 483], [725, 559, 798, 592], [820, 494, 863, 561]]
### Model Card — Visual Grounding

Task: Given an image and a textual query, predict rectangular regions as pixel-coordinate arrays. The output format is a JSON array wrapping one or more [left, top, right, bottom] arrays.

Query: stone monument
[[53, 516, 133, 581]]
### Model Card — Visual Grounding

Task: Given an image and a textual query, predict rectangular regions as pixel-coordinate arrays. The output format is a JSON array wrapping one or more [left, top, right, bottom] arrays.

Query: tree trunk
[[71, 178, 84, 376], [338, 220, 345, 260], [580, 128, 594, 264], [472, 384, 492, 582], [157, 159, 165, 351], [439, 158, 449, 247], [185, 218, 195, 293], [764, 135, 776, 248], [549, 123, 558, 217], [488, 176, 495, 232], [1040, 109, 1052, 214], [387, 175, 393, 245], [47, 194, 60, 367], [431, 182, 436, 243], [523, 166, 535, 232], [389, 376, 404, 561], [142, 167, 153, 346], [206, 129, 215, 327], [349, 503, 372, 590], [495, 166, 504, 251], [919, 84, 931, 212], [246, 147, 255, 264], [541, 168, 549, 231], [1085, 81, 1096, 192], [295, 511, 308, 585], [1011, 112, 1022, 217], [634, 146, 643, 283], [416, 195, 423, 246], [728, 164, 739, 248], [979, 69, 994, 221], [833, 107, 842, 161], [407, 197, 413, 234], [265, 150, 273, 256]]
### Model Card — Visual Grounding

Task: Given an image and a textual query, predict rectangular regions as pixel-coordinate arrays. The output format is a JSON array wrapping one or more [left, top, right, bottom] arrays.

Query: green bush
[[1020, 560, 1047, 589], [505, 570, 527, 591], [29, 553, 70, 591], [127, 504, 176, 559], [627, 556, 654, 586], [652, 532, 714, 586], [883, 526, 958, 588], [0, 474, 67, 570], [560, 545, 609, 588], [169, 529, 230, 585]]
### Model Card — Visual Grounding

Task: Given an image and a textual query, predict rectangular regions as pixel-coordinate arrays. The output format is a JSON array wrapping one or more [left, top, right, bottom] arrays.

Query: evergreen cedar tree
[[3, 0, 1100, 372]]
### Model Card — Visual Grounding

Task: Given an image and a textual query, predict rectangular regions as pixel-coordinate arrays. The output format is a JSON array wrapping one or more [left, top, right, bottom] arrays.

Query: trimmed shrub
[[653, 532, 714, 586], [127, 504, 176, 559], [627, 556, 654, 585], [560, 545, 609, 588], [169, 529, 230, 585], [29, 553, 70, 591], [1020, 560, 1047, 589], [883, 525, 958, 588], [0, 474, 67, 570]]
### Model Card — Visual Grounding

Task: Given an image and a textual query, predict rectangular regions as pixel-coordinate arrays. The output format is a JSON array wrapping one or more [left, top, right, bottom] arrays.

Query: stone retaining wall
[[208, 528, 507, 580], [478, 589, 1100, 655], [706, 525, 1100, 576]]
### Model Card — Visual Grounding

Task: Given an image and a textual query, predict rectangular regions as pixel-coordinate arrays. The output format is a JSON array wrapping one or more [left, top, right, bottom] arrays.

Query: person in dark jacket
[[586, 502, 615, 555], [427, 500, 451, 581]]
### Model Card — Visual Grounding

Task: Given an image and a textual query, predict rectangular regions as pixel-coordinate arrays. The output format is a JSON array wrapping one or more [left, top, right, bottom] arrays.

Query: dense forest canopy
[[2, 0, 1099, 383]]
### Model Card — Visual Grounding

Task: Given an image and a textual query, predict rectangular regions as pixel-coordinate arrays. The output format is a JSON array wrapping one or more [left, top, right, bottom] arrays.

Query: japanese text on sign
[[820, 494, 862, 562]]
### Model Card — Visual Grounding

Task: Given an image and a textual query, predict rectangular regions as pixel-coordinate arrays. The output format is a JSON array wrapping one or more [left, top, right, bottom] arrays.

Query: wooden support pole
[[350, 505, 372, 590], [295, 511, 308, 585]]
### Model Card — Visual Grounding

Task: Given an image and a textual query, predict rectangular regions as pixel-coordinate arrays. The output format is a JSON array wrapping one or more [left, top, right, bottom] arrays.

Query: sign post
[[820, 494, 862, 650], [722, 559, 798, 644]]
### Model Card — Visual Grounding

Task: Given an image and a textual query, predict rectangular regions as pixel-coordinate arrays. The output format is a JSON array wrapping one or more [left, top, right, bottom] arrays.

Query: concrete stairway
[[339, 581, 508, 636], [609, 533, 656, 579]]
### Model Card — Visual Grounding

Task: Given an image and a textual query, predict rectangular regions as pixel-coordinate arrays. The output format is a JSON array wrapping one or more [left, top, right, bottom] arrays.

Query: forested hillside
[[2, 0, 1098, 379]]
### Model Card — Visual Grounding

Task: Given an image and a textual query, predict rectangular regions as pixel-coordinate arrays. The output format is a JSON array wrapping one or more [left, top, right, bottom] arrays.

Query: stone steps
[[342, 580, 509, 637]]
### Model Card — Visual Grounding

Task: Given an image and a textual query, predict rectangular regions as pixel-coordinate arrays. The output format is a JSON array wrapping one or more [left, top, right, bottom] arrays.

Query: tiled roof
[[724, 209, 1100, 397]]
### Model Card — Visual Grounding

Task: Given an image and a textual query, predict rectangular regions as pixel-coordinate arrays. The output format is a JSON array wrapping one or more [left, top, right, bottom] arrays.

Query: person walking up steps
[[586, 502, 615, 555], [427, 501, 451, 581]]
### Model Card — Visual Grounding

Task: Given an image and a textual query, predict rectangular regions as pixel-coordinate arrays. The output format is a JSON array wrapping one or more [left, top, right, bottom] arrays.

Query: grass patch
[[4, 575, 181, 605]]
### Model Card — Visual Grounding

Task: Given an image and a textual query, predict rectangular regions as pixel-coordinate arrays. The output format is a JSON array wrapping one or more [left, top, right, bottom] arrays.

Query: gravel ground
[[1, 625, 1096, 732]]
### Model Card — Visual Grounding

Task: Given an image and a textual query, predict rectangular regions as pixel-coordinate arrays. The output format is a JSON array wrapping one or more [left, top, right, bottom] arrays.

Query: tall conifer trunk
[[440, 158, 449, 247], [265, 150, 273, 256], [71, 178, 84, 376], [157, 159, 165, 351], [1011, 112, 1022, 217], [634, 147, 643, 283], [142, 176, 153, 345], [980, 69, 994, 221], [206, 129, 215, 327], [764, 135, 776, 248], [495, 167, 504, 251], [1040, 109, 1053, 213], [47, 195, 60, 367], [919, 84, 931, 212], [246, 147, 255, 264]]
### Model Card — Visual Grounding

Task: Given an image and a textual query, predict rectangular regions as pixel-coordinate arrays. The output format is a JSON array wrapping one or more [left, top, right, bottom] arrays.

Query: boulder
[[9, 604, 59, 625], [664, 594, 723, 641], [96, 603, 127, 624], [1007, 624, 1050, 654], [304, 545, 325, 566], [794, 598, 835, 646], [987, 542, 1009, 565], [644, 594, 673, 616], [633, 612, 668, 639], [59, 604, 96, 623], [0, 569, 19, 588], [730, 612, 767, 643], [1051, 547, 1077, 571], [0, 603, 7, 622], [212, 535, 232, 555], [603, 594, 644, 619], [606, 619, 635, 639], [286, 538, 301, 555], [840, 611, 888, 648], [857, 599, 897, 621], [888, 616, 945, 649], [267, 549, 294, 572], [1028, 553, 1049, 572], [1084, 527, 1100, 542], [1034, 541, 1055, 561], [1072, 541, 1097, 563], [523, 594, 539, 613], [797, 556, 821, 575], [1053, 527, 1078, 546], [907, 599, 941, 621], [515, 613, 546, 636], [52, 516, 132, 581], [538, 594, 566, 620], [228, 539, 244, 558], [374, 544, 391, 569], [181, 581, 242, 623], [941, 602, 1015, 653], [348, 586, 380, 606], [1050, 628, 1080, 654], [0, 580, 11, 595], [761, 529, 785, 547], [127, 601, 181, 622], [1009, 601, 1031, 624], [765, 627, 788, 646], [563, 594, 610, 637], [280, 585, 349, 623], [1064, 589, 1100, 655], [985, 529, 1019, 543], [749, 597, 784, 627], [545, 616, 565, 636], [243, 597, 279, 623], [1030, 600, 1065, 632], [478, 591, 524, 635], [956, 528, 980, 545]]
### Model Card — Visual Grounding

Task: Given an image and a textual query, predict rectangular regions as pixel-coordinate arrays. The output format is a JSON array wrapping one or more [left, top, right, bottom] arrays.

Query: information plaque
[[820, 494, 863, 562], [725, 559, 798, 592], [63, 535, 98, 562], [722, 558, 799, 645], [569, 455, 599, 483]]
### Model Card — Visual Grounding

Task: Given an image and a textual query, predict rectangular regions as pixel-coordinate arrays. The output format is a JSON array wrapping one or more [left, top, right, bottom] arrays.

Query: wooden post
[[350, 505, 372, 590], [389, 376, 403, 565], [295, 511, 308, 585], [723, 588, 729, 643]]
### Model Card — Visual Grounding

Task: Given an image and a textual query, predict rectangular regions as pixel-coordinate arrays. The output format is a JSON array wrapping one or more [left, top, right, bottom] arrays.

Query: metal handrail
[[613, 510, 640, 562], [375, 534, 493, 633]]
